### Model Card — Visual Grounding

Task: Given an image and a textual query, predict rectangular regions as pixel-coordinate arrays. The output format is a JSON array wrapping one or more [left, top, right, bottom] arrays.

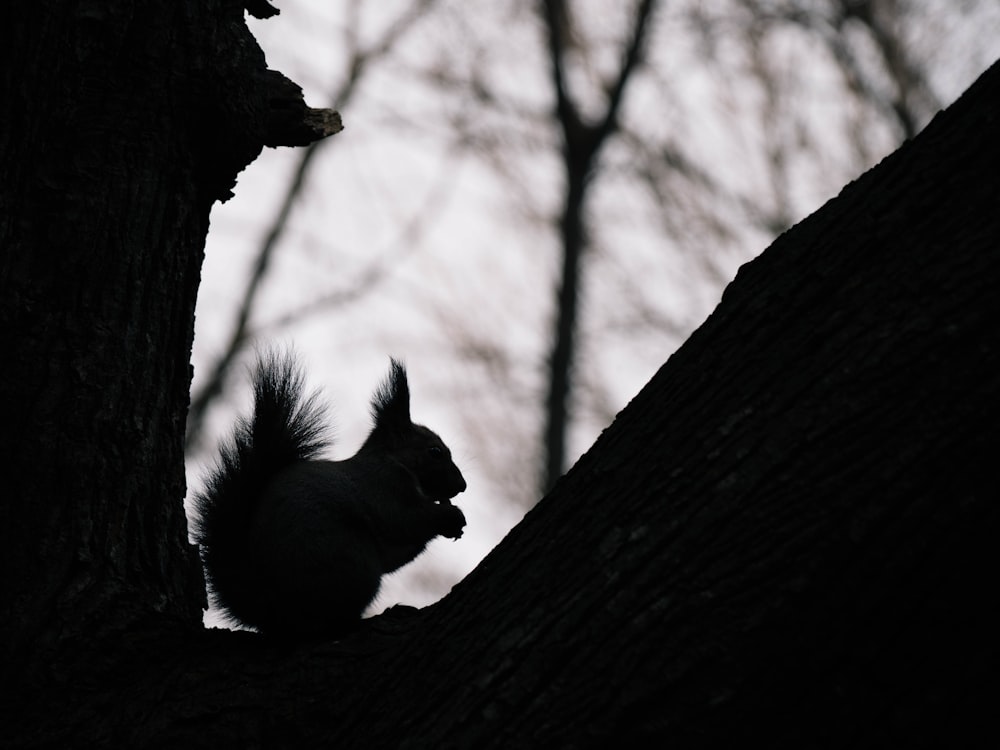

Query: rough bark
[[2, 3, 997, 748], [0, 0, 337, 684]]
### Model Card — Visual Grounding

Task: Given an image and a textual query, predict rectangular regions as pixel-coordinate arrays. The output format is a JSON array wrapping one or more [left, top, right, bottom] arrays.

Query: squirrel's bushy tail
[[192, 349, 328, 628]]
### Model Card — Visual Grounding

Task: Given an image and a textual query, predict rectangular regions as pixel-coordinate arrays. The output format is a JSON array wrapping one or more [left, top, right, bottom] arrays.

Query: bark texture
[[2, 3, 997, 747], [0, 0, 337, 684]]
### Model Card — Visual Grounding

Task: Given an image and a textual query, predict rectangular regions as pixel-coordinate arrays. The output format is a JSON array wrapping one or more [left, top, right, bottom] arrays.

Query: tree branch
[[593, 0, 656, 147]]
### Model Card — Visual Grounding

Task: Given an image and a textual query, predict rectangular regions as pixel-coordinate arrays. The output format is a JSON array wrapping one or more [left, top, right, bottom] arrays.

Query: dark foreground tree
[[2, 3, 997, 748]]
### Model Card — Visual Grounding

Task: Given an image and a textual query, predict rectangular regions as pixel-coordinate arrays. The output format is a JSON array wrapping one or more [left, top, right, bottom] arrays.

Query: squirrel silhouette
[[192, 350, 467, 637]]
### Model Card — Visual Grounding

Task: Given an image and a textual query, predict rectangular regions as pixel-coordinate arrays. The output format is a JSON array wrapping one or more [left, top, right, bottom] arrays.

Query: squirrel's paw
[[438, 504, 467, 540]]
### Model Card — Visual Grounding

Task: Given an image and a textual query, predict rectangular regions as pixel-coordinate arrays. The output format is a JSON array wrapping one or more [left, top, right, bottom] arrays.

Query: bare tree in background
[[538, 0, 658, 492]]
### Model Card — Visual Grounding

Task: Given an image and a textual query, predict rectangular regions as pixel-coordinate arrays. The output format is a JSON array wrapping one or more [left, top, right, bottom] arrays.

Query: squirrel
[[192, 350, 467, 637]]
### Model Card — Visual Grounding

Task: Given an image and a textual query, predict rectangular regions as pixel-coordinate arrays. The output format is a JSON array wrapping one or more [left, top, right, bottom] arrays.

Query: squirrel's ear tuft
[[371, 358, 411, 430]]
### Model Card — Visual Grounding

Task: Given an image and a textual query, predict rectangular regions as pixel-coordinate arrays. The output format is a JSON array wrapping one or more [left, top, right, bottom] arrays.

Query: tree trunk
[[0, 0, 336, 684], [2, 3, 997, 747]]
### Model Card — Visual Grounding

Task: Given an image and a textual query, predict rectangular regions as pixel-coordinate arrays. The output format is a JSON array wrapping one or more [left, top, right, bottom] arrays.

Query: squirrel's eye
[[429, 445, 444, 459]]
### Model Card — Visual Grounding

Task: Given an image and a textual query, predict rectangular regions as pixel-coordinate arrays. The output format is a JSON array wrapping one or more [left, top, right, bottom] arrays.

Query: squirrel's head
[[361, 359, 467, 502]]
